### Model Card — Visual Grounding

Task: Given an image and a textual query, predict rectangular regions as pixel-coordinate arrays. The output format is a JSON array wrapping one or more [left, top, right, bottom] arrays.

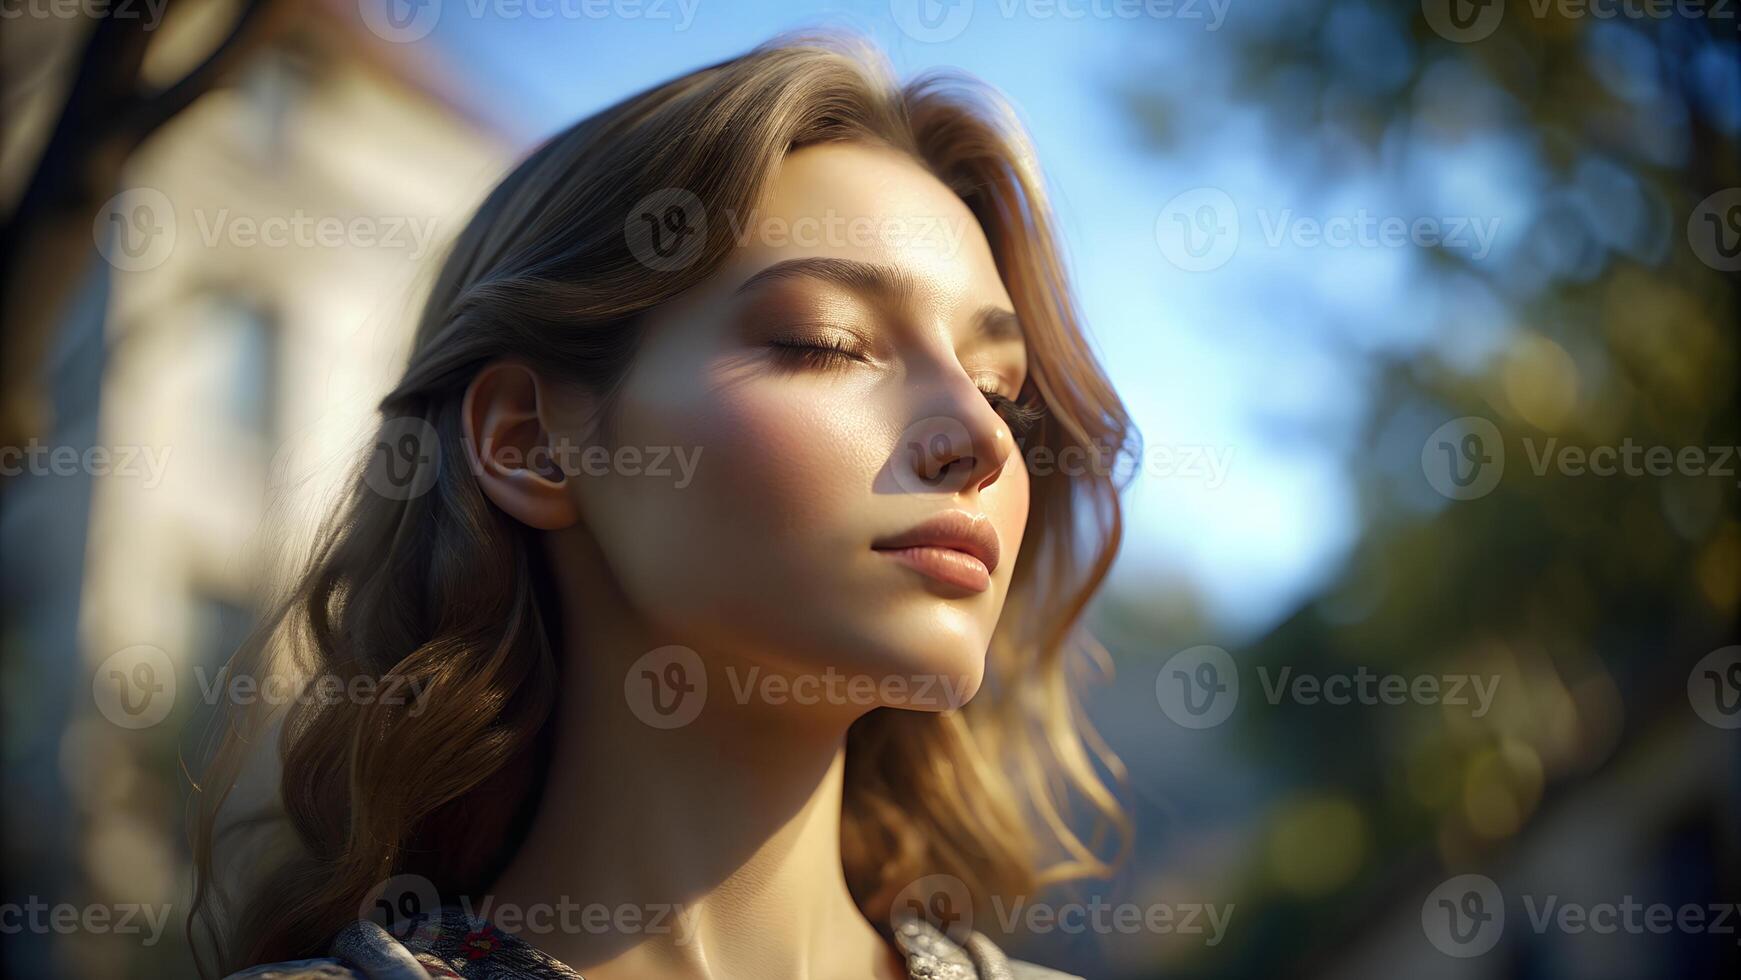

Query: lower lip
[[874, 546, 992, 593]]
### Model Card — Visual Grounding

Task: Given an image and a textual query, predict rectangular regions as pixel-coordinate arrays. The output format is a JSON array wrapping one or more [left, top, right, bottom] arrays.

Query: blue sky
[[422, 0, 1382, 635]]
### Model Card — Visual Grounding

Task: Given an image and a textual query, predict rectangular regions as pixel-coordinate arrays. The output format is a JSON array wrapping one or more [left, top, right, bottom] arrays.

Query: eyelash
[[766, 339, 1046, 435], [983, 387, 1046, 436], [766, 336, 867, 370]]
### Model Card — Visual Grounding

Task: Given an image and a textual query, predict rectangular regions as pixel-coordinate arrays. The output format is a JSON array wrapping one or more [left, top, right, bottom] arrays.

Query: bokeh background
[[3, 0, 1738, 976]]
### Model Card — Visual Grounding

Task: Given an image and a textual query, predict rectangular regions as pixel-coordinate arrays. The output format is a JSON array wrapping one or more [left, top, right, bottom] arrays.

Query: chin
[[838, 620, 992, 713]]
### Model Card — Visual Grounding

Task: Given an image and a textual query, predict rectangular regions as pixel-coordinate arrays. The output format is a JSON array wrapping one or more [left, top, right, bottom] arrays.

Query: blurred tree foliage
[[1102, 4, 1738, 977]]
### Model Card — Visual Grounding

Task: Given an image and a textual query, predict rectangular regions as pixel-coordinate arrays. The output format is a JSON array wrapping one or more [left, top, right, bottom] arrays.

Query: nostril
[[924, 454, 975, 490]]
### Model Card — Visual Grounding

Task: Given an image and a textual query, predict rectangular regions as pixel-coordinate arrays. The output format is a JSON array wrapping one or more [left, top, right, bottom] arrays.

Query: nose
[[895, 372, 1016, 496]]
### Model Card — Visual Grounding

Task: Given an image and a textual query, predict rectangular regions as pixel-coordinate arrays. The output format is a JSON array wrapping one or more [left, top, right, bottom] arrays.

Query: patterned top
[[222, 907, 1082, 980]]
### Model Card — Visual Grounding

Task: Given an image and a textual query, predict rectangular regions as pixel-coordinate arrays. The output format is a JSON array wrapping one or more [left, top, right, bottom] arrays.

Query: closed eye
[[768, 336, 1043, 435], [980, 385, 1045, 435], [765, 336, 869, 371]]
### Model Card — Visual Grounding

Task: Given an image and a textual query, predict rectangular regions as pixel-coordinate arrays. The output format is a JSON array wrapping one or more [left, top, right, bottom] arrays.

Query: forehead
[[719, 142, 1010, 311]]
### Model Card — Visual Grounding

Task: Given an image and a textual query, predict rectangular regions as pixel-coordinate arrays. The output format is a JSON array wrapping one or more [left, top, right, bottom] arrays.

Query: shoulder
[[223, 919, 444, 980]]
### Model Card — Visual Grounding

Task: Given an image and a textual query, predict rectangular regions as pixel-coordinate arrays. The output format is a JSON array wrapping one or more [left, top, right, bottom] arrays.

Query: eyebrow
[[733, 256, 1024, 345]]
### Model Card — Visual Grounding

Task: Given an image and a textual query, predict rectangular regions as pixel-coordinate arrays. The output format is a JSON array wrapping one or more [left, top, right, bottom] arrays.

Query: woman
[[195, 34, 1134, 980]]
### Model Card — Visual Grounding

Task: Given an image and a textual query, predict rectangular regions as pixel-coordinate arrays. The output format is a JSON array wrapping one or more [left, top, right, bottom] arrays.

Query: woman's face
[[563, 142, 1032, 713]]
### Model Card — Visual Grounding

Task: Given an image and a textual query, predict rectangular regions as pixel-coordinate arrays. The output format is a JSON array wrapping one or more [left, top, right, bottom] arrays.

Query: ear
[[461, 361, 581, 531]]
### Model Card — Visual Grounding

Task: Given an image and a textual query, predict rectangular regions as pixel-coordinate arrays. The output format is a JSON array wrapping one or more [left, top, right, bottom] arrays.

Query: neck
[[484, 532, 903, 980]]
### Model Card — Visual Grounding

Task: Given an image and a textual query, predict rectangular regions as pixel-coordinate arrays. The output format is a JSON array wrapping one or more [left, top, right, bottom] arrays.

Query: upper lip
[[872, 511, 1001, 574]]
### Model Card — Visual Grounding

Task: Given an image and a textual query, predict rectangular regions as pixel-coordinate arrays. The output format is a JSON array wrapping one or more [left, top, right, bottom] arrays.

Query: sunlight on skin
[[474, 143, 1031, 980]]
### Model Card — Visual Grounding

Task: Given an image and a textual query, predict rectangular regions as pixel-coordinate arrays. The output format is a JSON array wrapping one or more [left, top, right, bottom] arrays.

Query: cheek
[[998, 456, 1030, 567], [680, 378, 891, 549], [693, 385, 883, 535], [581, 370, 888, 631]]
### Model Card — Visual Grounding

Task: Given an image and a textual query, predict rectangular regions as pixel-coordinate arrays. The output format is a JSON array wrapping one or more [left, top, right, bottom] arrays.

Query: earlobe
[[461, 361, 582, 531]]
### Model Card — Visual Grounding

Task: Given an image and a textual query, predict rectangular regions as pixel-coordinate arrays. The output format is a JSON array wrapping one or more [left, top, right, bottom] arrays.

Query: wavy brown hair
[[189, 35, 1136, 975]]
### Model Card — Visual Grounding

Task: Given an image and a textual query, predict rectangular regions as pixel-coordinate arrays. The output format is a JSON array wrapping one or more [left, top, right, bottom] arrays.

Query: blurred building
[[3, 4, 512, 976]]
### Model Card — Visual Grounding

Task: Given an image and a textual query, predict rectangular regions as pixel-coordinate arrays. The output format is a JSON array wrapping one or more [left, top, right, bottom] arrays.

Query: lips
[[872, 511, 1001, 593]]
